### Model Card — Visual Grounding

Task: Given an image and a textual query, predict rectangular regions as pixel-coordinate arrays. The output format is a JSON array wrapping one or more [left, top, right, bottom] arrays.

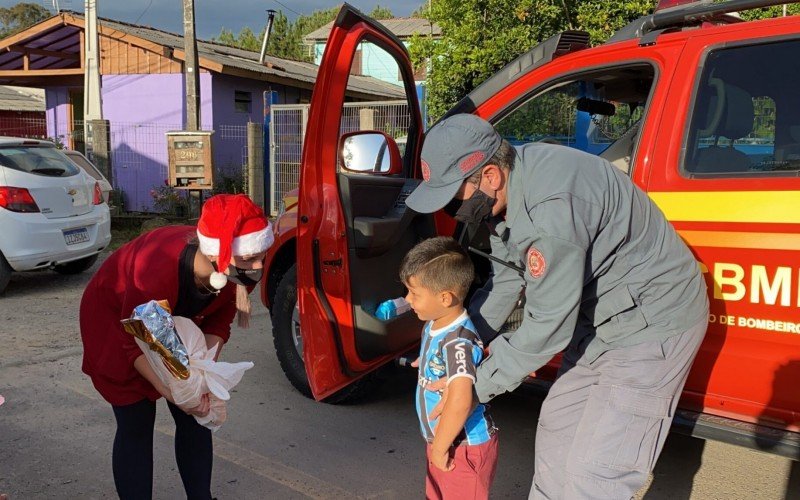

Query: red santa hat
[[197, 194, 273, 289]]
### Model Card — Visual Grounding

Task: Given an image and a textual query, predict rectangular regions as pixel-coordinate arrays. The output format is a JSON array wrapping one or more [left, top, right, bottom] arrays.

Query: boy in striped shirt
[[401, 237, 498, 499]]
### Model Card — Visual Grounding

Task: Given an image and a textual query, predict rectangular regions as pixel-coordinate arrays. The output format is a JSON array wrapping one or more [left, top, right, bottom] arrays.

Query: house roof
[[0, 12, 404, 100], [0, 85, 44, 112], [304, 17, 441, 42]]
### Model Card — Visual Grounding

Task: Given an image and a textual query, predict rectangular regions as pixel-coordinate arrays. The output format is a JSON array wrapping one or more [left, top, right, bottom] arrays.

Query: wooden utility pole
[[84, 0, 111, 184], [182, 0, 200, 131], [83, 0, 103, 136]]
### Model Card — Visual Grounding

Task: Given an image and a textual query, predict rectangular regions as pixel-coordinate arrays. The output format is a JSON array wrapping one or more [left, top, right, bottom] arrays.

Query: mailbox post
[[166, 131, 214, 189], [167, 130, 214, 217]]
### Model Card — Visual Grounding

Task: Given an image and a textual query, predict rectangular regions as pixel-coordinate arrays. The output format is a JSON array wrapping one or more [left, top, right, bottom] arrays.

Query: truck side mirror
[[338, 131, 403, 175]]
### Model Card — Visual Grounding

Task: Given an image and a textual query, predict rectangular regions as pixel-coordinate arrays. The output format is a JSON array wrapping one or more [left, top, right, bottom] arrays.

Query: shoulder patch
[[527, 246, 546, 278]]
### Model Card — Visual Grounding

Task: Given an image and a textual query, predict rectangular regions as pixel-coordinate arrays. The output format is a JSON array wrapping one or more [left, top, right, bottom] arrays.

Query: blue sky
[[0, 1, 422, 40]]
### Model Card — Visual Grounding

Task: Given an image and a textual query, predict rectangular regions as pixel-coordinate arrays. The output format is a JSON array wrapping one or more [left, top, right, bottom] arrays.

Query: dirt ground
[[1, 253, 799, 499]]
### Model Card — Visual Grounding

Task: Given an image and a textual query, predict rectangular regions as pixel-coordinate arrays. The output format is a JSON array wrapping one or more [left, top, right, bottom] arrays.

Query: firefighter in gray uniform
[[406, 113, 709, 499]]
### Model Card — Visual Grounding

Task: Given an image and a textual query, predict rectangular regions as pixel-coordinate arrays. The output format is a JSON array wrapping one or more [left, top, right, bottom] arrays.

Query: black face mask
[[212, 262, 263, 287], [452, 189, 496, 225]]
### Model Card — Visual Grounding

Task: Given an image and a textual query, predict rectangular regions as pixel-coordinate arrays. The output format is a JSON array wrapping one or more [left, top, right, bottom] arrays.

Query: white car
[[63, 149, 112, 203], [0, 137, 111, 294]]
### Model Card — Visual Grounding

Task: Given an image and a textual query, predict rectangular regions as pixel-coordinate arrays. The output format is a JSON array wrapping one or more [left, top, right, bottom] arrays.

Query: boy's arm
[[430, 377, 473, 454], [429, 332, 481, 471]]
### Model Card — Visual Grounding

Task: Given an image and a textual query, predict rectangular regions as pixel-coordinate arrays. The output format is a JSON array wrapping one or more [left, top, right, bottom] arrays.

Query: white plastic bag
[[133, 316, 254, 431]]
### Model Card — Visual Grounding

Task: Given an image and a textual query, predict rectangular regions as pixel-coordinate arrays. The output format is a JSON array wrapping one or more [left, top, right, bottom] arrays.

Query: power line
[[133, 0, 154, 24], [272, 0, 302, 17]]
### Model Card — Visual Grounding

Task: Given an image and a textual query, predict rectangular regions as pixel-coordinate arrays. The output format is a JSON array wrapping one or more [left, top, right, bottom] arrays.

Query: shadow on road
[[643, 433, 705, 499], [755, 360, 800, 500]]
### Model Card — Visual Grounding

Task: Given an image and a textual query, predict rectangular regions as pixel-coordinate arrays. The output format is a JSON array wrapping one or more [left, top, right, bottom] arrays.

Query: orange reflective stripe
[[677, 230, 800, 251]]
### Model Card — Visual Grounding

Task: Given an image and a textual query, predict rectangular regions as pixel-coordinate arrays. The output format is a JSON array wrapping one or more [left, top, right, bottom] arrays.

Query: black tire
[[271, 264, 383, 404], [272, 264, 312, 397], [53, 254, 99, 275], [0, 253, 12, 295]]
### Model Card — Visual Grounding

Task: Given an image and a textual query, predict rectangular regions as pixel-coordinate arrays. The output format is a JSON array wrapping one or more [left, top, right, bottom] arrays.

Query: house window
[[235, 91, 252, 113]]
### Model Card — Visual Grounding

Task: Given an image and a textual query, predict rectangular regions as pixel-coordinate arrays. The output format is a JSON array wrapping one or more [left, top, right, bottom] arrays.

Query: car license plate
[[64, 227, 90, 245]]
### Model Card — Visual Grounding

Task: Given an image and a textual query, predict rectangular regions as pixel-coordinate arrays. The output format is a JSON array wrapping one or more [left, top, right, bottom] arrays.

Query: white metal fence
[[269, 100, 411, 216], [269, 105, 307, 217]]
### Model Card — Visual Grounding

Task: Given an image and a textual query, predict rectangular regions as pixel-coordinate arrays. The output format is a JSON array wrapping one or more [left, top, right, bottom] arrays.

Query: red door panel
[[297, 4, 422, 400]]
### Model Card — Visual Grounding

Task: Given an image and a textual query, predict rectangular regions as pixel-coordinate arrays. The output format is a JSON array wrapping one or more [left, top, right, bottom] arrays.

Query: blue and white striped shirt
[[416, 311, 495, 446]]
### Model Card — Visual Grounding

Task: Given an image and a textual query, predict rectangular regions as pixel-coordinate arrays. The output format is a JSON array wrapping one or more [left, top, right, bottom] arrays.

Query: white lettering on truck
[[700, 263, 799, 307]]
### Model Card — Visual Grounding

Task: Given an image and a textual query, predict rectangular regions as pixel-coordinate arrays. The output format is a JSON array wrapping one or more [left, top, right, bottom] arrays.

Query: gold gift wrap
[[121, 317, 190, 380]]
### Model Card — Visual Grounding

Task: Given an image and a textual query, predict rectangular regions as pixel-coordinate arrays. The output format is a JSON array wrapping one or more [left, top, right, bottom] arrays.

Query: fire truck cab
[[261, 0, 800, 458]]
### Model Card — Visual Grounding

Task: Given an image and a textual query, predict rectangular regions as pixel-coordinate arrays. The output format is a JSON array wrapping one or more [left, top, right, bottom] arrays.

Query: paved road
[[1, 261, 798, 499]]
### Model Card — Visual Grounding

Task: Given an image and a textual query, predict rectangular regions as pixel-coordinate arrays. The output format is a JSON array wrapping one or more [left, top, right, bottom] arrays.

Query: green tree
[[214, 26, 261, 51], [213, 6, 344, 62], [737, 4, 800, 20], [215, 27, 237, 47], [214, 5, 396, 62], [574, 0, 656, 44], [411, 3, 431, 18], [266, 11, 301, 59], [410, 0, 661, 121], [369, 5, 394, 20], [0, 2, 51, 39], [284, 6, 340, 61]]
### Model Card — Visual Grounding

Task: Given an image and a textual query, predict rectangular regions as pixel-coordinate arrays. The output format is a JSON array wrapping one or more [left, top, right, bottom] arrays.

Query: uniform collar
[[504, 149, 524, 230]]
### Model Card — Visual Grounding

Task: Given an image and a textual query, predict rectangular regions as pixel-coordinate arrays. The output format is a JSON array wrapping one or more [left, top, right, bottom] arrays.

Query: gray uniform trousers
[[530, 314, 708, 500]]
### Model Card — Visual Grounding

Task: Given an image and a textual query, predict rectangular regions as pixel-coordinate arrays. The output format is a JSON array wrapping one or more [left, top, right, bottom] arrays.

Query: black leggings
[[111, 399, 213, 500]]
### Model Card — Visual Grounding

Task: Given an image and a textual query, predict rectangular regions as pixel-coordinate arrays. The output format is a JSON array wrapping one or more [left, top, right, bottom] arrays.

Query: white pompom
[[209, 271, 227, 290]]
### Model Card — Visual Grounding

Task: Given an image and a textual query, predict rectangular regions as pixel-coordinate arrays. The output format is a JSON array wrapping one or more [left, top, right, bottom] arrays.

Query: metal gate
[[268, 100, 411, 216]]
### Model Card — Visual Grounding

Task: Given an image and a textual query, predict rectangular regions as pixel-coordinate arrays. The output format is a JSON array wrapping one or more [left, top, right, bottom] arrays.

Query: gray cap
[[406, 114, 502, 213]]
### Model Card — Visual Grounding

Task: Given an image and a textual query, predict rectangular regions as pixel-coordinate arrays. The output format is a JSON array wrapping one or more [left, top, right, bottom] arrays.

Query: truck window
[[338, 42, 414, 174], [684, 39, 800, 176], [493, 64, 655, 175]]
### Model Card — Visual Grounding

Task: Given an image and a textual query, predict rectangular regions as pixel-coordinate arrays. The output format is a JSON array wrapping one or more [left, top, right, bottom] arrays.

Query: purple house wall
[[103, 73, 212, 212], [44, 73, 307, 212], [211, 74, 312, 183]]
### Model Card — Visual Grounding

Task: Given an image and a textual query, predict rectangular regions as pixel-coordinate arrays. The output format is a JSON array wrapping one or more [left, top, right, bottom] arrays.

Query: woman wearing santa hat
[[79, 194, 273, 500]]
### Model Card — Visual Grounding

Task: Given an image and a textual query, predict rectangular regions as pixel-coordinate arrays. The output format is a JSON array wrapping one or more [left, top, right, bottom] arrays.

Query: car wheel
[[53, 254, 99, 275], [271, 264, 382, 404], [0, 253, 12, 294]]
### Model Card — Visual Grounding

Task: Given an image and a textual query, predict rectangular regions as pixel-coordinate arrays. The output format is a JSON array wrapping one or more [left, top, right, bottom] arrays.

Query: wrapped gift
[[121, 300, 254, 431], [122, 300, 190, 379]]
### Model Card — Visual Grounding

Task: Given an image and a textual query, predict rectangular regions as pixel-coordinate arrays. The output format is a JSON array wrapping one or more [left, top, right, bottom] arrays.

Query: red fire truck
[[260, 0, 800, 458]]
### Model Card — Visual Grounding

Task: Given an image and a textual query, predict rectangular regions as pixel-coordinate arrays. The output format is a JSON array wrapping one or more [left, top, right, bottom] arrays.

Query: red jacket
[[80, 226, 237, 406]]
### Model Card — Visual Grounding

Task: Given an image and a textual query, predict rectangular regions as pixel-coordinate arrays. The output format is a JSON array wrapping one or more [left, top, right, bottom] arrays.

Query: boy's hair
[[399, 237, 474, 301]]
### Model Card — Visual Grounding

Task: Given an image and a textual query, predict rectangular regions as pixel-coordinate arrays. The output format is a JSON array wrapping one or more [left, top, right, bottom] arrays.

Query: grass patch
[[108, 227, 141, 252]]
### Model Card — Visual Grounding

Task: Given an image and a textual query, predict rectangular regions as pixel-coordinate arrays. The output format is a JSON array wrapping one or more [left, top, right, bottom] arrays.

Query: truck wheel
[[272, 264, 312, 397], [0, 253, 12, 295], [53, 255, 98, 275], [271, 264, 383, 404]]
